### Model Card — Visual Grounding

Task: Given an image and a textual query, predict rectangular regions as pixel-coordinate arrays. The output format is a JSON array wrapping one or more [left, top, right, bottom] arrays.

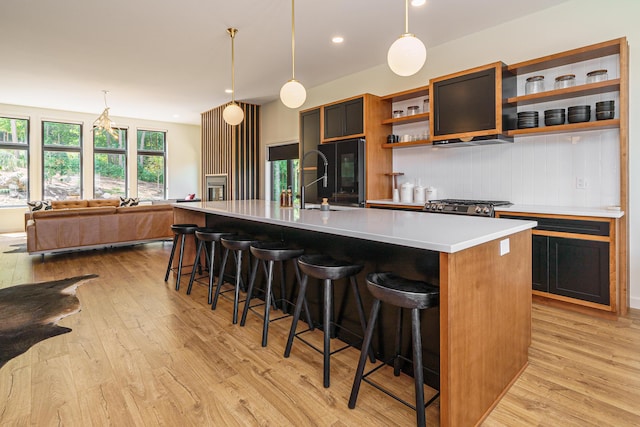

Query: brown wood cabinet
[[377, 37, 629, 314], [300, 94, 392, 201]]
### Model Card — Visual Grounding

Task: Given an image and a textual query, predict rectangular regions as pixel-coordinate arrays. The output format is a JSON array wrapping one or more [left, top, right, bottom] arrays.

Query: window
[[94, 128, 127, 199], [137, 130, 166, 200], [268, 143, 299, 201], [0, 117, 29, 207], [42, 121, 82, 200]]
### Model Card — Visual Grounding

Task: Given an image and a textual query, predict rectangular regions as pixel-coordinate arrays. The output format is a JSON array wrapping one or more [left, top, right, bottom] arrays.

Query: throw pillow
[[27, 200, 52, 212], [119, 197, 139, 207]]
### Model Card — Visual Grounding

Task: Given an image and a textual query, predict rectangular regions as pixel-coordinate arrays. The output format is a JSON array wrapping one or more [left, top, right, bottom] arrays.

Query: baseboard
[[630, 295, 640, 310]]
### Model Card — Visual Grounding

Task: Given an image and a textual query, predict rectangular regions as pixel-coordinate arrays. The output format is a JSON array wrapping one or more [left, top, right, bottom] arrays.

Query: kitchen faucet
[[299, 149, 328, 208]]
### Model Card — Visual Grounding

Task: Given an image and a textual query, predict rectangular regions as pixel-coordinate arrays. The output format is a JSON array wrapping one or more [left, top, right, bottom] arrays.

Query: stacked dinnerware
[[595, 100, 615, 120], [517, 111, 539, 128], [568, 105, 591, 123], [544, 108, 565, 126]]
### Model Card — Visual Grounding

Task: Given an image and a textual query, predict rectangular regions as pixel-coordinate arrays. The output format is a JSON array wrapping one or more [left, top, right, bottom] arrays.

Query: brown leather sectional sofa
[[25, 199, 173, 255]]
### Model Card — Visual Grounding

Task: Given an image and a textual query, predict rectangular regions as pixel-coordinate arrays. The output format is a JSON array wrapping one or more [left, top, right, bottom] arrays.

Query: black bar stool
[[284, 254, 375, 388], [348, 272, 440, 427], [186, 228, 236, 304], [212, 234, 259, 324], [240, 241, 314, 347], [164, 223, 199, 291]]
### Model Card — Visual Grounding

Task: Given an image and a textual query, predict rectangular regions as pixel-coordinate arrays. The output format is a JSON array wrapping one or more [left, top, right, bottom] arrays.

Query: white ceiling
[[1, 0, 569, 125]]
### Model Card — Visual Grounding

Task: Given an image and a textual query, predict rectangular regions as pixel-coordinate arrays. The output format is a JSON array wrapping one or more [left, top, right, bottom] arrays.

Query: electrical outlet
[[576, 177, 587, 189]]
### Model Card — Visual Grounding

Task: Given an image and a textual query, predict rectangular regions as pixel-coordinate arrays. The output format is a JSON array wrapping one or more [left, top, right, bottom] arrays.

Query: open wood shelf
[[382, 138, 431, 149], [382, 112, 430, 125], [507, 38, 624, 75], [507, 119, 619, 137], [508, 79, 620, 106], [381, 85, 429, 102]]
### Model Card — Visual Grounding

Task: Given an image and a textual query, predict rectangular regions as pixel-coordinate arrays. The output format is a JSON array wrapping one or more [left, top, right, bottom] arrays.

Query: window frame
[[93, 127, 128, 199], [41, 120, 83, 200], [0, 116, 30, 207], [136, 129, 167, 201]]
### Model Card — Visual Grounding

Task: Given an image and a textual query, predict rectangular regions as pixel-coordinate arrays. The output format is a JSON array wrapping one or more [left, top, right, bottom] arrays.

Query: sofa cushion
[[52, 200, 89, 209], [32, 206, 117, 219], [88, 198, 120, 208], [116, 204, 172, 214], [27, 200, 52, 212], [119, 196, 139, 207]]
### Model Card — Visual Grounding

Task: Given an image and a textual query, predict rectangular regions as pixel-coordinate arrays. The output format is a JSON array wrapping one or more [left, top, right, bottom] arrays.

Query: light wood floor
[[1, 234, 639, 426]]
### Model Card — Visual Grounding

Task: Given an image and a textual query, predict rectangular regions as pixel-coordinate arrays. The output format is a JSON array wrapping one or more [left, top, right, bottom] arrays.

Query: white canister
[[392, 188, 400, 202], [413, 184, 425, 203], [425, 186, 437, 201], [400, 182, 414, 203]]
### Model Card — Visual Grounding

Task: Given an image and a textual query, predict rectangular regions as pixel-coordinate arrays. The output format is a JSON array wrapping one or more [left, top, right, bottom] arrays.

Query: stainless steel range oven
[[423, 199, 512, 217]]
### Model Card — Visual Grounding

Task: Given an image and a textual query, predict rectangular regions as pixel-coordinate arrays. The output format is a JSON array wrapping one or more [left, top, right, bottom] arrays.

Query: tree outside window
[[0, 117, 29, 206], [268, 143, 299, 202], [94, 128, 127, 199], [42, 121, 82, 200], [137, 130, 166, 200]]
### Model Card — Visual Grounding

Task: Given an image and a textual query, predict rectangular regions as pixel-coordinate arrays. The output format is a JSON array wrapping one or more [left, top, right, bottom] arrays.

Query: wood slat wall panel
[[201, 103, 260, 200]]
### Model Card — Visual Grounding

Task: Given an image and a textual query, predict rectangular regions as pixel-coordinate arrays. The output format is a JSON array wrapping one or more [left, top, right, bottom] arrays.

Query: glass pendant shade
[[387, 33, 427, 76], [280, 79, 306, 109], [223, 102, 244, 126]]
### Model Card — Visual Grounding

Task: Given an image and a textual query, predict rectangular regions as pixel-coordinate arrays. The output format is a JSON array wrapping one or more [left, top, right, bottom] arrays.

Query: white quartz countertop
[[174, 200, 536, 254], [367, 199, 625, 219], [496, 204, 624, 219]]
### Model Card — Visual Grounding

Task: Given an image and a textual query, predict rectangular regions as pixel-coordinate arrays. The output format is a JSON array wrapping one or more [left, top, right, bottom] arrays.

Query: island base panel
[[439, 229, 532, 427]]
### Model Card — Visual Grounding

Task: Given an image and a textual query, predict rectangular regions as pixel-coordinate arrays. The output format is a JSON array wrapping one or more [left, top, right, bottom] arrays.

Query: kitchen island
[[173, 200, 536, 426]]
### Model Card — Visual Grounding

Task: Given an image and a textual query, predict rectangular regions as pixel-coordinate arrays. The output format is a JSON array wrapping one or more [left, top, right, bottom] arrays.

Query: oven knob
[[430, 203, 437, 210], [475, 206, 482, 213], [483, 206, 490, 214], [437, 204, 444, 210]]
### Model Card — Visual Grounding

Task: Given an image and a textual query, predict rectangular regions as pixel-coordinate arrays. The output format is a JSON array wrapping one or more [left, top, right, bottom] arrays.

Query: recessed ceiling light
[[332, 36, 344, 44], [225, 89, 233, 94], [412, 0, 426, 6]]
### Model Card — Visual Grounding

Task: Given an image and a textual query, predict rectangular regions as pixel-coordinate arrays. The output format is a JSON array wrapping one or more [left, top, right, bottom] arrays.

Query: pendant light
[[387, 0, 426, 77], [93, 90, 118, 137], [223, 28, 244, 126], [280, 0, 306, 109]]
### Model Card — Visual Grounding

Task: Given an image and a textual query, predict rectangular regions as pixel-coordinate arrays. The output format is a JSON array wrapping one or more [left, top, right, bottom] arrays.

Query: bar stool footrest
[[292, 327, 358, 357], [215, 286, 248, 305], [361, 354, 440, 412]]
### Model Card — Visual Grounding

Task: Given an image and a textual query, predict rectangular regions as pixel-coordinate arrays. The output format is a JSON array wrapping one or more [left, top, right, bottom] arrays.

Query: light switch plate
[[500, 238, 510, 256]]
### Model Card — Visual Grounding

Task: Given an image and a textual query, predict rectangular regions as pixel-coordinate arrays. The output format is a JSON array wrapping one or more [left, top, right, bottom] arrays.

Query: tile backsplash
[[392, 128, 620, 207]]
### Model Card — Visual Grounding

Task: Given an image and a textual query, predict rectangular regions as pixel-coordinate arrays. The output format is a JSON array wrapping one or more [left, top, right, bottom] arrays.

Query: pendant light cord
[[103, 90, 109, 109], [228, 28, 237, 103], [404, 0, 409, 34], [291, 0, 296, 80]]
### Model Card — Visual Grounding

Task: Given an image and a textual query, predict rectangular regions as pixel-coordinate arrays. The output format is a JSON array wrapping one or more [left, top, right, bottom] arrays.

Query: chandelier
[[93, 90, 118, 137]]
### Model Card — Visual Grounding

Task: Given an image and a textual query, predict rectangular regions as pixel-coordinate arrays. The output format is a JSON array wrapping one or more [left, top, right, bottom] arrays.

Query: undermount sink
[[304, 207, 339, 211], [302, 204, 358, 211]]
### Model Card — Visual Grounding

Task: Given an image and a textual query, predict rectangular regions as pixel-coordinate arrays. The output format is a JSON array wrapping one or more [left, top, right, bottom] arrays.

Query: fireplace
[[205, 174, 227, 201]]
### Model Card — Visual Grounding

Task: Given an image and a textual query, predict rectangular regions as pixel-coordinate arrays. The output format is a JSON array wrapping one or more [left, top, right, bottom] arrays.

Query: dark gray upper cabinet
[[324, 98, 363, 139], [300, 108, 320, 154]]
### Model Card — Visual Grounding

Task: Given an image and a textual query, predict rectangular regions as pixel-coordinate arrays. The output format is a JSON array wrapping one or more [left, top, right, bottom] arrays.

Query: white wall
[[261, 0, 640, 308], [0, 103, 200, 232]]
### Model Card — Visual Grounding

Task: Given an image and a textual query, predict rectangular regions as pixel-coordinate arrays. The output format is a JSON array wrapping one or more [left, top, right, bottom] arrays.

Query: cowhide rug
[[0, 274, 98, 369], [2, 243, 26, 254]]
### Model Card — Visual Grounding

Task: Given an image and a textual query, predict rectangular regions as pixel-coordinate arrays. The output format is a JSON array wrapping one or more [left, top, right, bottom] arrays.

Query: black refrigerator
[[317, 138, 365, 207]]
